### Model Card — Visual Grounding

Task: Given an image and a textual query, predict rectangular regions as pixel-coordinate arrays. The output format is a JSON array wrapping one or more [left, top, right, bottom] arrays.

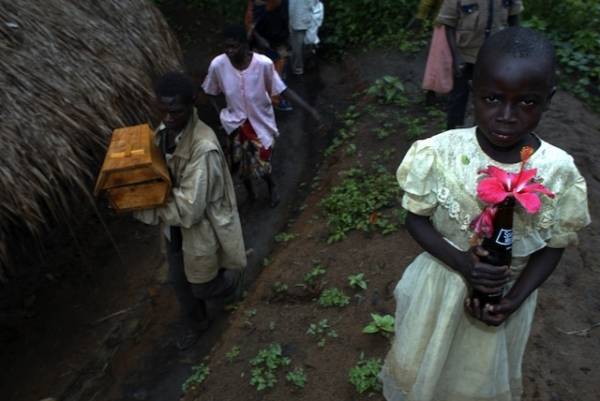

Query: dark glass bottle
[[473, 197, 515, 305]]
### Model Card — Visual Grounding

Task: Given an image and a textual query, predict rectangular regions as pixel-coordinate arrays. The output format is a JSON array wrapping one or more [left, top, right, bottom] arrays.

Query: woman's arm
[[406, 212, 511, 293]]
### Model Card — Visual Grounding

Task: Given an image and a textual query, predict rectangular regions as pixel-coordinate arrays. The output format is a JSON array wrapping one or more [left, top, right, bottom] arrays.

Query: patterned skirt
[[232, 121, 273, 179]]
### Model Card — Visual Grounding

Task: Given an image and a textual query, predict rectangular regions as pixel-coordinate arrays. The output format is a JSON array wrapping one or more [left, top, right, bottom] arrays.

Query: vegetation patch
[[320, 164, 402, 243], [348, 354, 383, 394]]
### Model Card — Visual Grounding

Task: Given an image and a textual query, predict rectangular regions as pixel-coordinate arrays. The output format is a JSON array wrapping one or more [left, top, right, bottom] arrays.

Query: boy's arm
[[472, 246, 564, 326], [445, 26, 465, 77], [136, 149, 222, 228], [436, 1, 464, 76], [280, 88, 321, 123]]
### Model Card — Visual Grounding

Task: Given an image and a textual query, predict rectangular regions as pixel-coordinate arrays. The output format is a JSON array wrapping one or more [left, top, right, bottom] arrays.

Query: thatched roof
[[0, 0, 182, 279]]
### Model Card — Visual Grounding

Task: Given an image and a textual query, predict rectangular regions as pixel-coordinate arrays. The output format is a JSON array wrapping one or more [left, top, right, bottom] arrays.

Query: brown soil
[[181, 54, 600, 401]]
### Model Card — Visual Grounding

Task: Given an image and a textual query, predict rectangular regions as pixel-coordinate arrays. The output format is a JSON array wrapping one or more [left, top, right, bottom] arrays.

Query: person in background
[[288, 0, 317, 75], [202, 25, 320, 208], [245, 0, 293, 111], [437, 0, 522, 129], [135, 72, 246, 350]]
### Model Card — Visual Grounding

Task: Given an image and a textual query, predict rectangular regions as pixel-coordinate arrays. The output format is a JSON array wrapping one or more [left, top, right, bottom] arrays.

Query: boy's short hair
[[474, 27, 557, 85], [223, 24, 248, 44], [155, 71, 196, 104]]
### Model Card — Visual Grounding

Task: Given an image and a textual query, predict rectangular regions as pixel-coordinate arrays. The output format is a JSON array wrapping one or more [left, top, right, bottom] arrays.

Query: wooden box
[[94, 124, 171, 212]]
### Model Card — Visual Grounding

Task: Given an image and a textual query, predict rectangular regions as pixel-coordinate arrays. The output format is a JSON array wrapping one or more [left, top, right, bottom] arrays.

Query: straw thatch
[[0, 0, 182, 279]]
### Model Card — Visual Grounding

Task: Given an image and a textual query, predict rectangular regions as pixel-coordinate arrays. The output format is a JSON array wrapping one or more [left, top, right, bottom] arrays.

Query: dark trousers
[[446, 63, 474, 130], [166, 227, 236, 328]]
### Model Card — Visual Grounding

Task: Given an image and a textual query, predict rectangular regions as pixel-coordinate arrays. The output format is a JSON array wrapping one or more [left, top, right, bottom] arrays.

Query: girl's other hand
[[465, 296, 520, 326]]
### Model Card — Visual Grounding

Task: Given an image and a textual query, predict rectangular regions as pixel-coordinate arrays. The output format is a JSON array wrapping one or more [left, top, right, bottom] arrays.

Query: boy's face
[[473, 56, 554, 149], [224, 38, 248, 66], [158, 95, 193, 132]]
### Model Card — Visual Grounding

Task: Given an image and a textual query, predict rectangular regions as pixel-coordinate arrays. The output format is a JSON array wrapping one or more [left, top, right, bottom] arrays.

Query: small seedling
[[182, 363, 210, 393], [307, 319, 338, 348], [249, 343, 291, 391], [348, 273, 368, 290], [225, 346, 241, 363], [348, 354, 382, 394], [274, 232, 297, 243], [318, 288, 350, 307], [286, 368, 307, 389], [272, 281, 289, 295], [362, 313, 395, 336], [303, 263, 327, 286], [269, 321, 277, 331], [245, 308, 257, 318]]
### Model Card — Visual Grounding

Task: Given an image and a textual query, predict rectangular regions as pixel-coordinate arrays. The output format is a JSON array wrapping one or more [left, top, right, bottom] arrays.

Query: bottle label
[[495, 228, 513, 248]]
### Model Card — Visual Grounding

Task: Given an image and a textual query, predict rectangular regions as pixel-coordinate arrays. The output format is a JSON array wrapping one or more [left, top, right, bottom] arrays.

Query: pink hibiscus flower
[[476, 166, 554, 214]]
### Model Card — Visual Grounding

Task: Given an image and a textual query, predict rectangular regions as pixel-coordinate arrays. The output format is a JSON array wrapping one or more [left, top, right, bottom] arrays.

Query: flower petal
[[470, 207, 497, 238], [522, 182, 555, 198], [514, 191, 542, 213], [482, 166, 514, 190], [477, 177, 509, 204], [513, 168, 537, 192]]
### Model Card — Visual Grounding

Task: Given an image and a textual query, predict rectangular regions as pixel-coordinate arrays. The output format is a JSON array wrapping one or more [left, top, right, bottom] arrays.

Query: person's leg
[[190, 268, 242, 321], [166, 227, 208, 350], [446, 63, 474, 129], [290, 29, 306, 75], [263, 173, 280, 208], [166, 227, 206, 324]]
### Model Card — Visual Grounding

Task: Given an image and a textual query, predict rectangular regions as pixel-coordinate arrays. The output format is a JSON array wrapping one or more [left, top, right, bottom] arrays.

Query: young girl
[[380, 27, 590, 401]]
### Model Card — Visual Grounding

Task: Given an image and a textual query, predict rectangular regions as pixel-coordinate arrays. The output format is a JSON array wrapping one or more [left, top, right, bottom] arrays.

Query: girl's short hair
[[474, 27, 557, 85]]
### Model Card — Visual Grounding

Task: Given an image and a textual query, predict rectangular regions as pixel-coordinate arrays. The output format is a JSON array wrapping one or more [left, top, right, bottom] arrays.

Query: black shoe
[[175, 322, 209, 351]]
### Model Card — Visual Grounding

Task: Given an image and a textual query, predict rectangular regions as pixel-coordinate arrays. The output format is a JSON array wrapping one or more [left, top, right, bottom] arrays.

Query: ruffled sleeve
[[397, 139, 438, 216], [546, 173, 591, 248]]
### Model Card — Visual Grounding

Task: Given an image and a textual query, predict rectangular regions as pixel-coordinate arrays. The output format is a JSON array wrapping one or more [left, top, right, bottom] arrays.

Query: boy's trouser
[[166, 227, 237, 328], [446, 62, 474, 129], [290, 29, 306, 74]]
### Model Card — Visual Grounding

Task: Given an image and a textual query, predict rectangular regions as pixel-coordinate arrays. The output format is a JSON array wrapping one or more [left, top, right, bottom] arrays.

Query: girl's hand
[[459, 246, 512, 294], [464, 296, 520, 326]]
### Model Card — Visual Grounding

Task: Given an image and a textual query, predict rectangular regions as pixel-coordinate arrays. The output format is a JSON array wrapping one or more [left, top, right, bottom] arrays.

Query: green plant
[[225, 346, 241, 363], [303, 263, 327, 286], [286, 368, 307, 389], [307, 319, 338, 348], [362, 313, 395, 336], [182, 363, 210, 393], [348, 354, 383, 394], [318, 288, 350, 307], [366, 76, 409, 106], [320, 165, 402, 243], [250, 343, 291, 391], [348, 273, 368, 290], [272, 281, 289, 295], [245, 308, 257, 318], [274, 232, 297, 243]]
